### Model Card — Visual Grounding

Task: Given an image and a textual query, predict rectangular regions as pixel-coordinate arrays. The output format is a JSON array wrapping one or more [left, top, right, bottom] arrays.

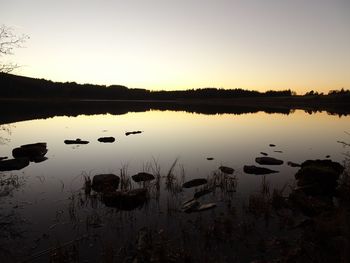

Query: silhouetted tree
[[304, 90, 320, 96], [0, 25, 29, 73]]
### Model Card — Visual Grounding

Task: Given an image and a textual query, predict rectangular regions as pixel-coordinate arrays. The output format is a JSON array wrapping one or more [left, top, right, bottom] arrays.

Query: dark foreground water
[[0, 109, 349, 262]]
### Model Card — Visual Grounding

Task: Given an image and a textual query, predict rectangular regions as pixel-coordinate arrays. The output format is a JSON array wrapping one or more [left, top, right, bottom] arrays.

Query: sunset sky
[[2, 0, 350, 94]]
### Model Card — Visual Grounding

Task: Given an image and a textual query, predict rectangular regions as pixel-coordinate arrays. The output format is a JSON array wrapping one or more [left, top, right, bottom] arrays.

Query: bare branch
[[0, 63, 20, 73], [0, 25, 29, 73]]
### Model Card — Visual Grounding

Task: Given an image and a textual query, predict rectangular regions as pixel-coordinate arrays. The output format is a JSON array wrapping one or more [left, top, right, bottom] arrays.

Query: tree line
[[0, 73, 297, 100]]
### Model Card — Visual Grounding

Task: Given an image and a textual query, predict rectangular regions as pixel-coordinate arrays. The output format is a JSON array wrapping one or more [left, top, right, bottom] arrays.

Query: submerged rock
[[125, 131, 142, 136], [219, 166, 234, 174], [260, 152, 268, 156], [243, 165, 278, 175], [102, 188, 148, 210], [196, 203, 217, 212], [0, 158, 30, 171], [274, 150, 283, 153], [182, 199, 200, 213], [182, 199, 216, 213], [269, 144, 276, 147], [64, 139, 89, 144], [182, 178, 208, 188], [92, 174, 120, 192], [12, 142, 48, 161], [97, 137, 115, 143], [132, 172, 155, 183], [206, 157, 214, 160], [255, 157, 283, 165]]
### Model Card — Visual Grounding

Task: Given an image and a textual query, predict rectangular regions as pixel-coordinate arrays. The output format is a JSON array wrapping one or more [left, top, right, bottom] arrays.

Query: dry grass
[[165, 158, 184, 195], [119, 164, 131, 190], [6, 155, 350, 263]]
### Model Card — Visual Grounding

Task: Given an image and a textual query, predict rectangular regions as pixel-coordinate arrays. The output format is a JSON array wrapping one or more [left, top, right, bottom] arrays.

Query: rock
[[243, 165, 278, 175], [196, 203, 217, 212], [0, 157, 8, 161], [12, 142, 48, 161], [302, 159, 344, 173], [182, 199, 200, 213], [64, 139, 89, 144], [182, 178, 208, 188], [288, 159, 344, 217], [206, 157, 214, 160], [102, 188, 148, 210], [269, 144, 276, 147], [182, 200, 217, 213], [92, 174, 120, 192], [219, 166, 234, 174], [274, 150, 283, 153], [0, 158, 30, 171], [260, 152, 268, 156], [294, 159, 344, 195], [194, 188, 213, 199], [255, 157, 283, 165], [325, 155, 330, 158], [125, 131, 142, 136], [21, 142, 47, 148], [287, 161, 301, 167], [97, 137, 115, 143], [132, 172, 155, 183]]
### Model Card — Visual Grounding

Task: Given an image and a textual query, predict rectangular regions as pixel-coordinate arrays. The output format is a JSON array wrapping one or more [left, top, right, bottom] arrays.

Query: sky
[[1, 0, 350, 94]]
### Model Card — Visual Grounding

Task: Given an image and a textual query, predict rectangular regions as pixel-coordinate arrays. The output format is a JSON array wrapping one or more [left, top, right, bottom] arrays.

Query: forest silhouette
[[0, 72, 295, 99], [1, 72, 350, 124]]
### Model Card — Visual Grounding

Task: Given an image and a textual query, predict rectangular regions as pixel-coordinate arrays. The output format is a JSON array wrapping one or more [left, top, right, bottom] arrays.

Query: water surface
[[0, 109, 349, 262]]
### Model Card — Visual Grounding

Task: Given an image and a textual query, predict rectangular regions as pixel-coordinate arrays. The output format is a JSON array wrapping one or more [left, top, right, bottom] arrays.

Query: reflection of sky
[[1, 110, 349, 188], [1, 110, 350, 259]]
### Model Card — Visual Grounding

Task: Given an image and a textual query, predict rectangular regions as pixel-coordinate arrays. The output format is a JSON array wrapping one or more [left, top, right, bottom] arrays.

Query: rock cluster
[[289, 159, 344, 216], [0, 142, 48, 171], [91, 173, 149, 210]]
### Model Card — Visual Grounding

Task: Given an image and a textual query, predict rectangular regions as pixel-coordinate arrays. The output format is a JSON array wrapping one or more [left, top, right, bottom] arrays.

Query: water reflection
[[0, 110, 349, 262], [1, 99, 350, 126]]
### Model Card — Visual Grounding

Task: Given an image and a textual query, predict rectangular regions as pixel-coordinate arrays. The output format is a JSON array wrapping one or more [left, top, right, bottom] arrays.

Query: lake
[[0, 109, 349, 262]]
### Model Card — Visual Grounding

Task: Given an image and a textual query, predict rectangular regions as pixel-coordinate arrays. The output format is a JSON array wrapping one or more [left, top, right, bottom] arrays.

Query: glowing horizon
[[2, 0, 350, 94]]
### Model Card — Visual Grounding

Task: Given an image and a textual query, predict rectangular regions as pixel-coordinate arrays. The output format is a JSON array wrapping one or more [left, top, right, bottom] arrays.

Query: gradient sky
[[1, 0, 350, 93]]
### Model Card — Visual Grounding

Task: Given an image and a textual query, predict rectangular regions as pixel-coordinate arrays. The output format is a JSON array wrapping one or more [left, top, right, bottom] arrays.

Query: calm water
[[0, 109, 349, 262]]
